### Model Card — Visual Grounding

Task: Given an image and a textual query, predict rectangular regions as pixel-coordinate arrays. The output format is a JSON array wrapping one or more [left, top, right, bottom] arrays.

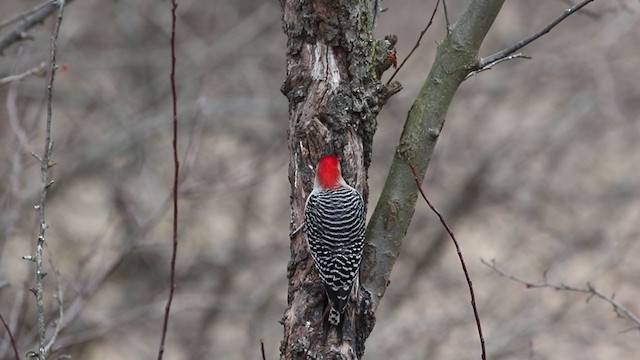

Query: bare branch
[[19, 194, 175, 353], [558, 0, 602, 18], [482, 259, 640, 329], [31, 1, 65, 359], [0, 0, 74, 55], [158, 0, 180, 359], [386, 0, 440, 85], [477, 0, 595, 69], [0, 61, 48, 85], [407, 160, 486, 360]]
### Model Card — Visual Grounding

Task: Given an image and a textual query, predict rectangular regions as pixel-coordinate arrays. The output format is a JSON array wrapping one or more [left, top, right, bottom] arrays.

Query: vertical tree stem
[[158, 0, 180, 359], [34, 1, 66, 359]]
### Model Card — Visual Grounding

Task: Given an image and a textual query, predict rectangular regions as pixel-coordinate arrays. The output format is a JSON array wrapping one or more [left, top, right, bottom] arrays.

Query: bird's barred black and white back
[[304, 185, 366, 326]]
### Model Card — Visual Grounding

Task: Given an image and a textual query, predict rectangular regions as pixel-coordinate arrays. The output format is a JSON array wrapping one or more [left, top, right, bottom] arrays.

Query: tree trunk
[[279, 0, 394, 358], [280, 0, 507, 358]]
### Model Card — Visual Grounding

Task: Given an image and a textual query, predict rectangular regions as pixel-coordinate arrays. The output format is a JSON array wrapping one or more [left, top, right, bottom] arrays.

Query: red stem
[[386, 0, 441, 85], [406, 160, 486, 360], [158, 1, 180, 359]]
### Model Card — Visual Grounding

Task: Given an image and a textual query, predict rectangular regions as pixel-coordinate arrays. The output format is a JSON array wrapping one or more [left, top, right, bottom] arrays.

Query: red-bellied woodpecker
[[304, 155, 366, 326]]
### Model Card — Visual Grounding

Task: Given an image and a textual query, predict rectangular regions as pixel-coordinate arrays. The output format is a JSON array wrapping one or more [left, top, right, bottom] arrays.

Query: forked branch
[[474, 0, 595, 72], [363, 0, 506, 312]]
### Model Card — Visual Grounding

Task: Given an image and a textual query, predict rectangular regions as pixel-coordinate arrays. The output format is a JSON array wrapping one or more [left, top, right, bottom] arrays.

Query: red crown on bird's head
[[316, 155, 342, 189]]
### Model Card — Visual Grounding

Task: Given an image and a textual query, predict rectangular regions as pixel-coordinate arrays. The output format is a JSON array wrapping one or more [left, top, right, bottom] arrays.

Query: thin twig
[[482, 259, 640, 329], [465, 53, 531, 80], [158, 0, 180, 359], [0, 312, 19, 360], [442, 0, 450, 29], [476, 0, 595, 69], [558, 0, 601, 18], [0, 61, 48, 85], [406, 160, 486, 360], [260, 338, 267, 360], [386, 0, 440, 85], [32, 2, 65, 359], [43, 249, 64, 357]]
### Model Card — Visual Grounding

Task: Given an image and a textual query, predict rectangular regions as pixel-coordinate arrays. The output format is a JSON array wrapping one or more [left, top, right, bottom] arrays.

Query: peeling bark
[[279, 0, 393, 359]]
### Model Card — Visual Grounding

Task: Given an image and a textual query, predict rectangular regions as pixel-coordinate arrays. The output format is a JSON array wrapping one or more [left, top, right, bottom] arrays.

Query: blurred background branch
[[483, 259, 640, 329], [0, 0, 74, 55]]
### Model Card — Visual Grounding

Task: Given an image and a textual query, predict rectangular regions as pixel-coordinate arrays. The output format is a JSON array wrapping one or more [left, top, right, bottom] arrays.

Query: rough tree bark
[[280, 0, 505, 359], [279, 0, 393, 358]]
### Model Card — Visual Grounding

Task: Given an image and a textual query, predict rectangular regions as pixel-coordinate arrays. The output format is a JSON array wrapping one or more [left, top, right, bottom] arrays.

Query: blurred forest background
[[0, 0, 639, 359]]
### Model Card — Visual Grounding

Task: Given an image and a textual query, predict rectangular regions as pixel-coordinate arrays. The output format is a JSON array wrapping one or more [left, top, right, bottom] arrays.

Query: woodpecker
[[304, 155, 366, 326]]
